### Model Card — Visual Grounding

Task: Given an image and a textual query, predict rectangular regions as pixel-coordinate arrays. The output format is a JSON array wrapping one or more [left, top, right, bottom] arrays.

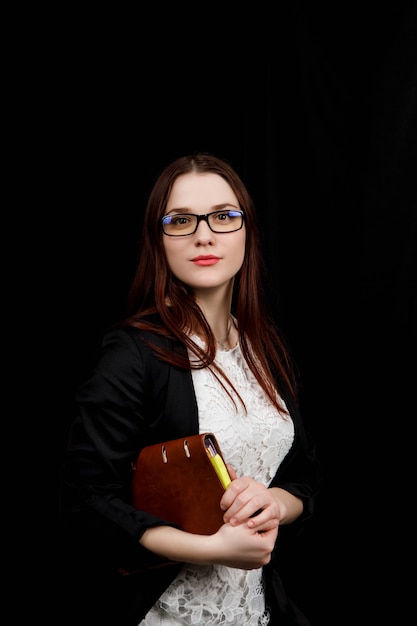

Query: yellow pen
[[205, 436, 231, 489]]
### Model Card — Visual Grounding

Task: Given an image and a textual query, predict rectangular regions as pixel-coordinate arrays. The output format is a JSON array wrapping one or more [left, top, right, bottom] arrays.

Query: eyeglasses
[[161, 209, 245, 237]]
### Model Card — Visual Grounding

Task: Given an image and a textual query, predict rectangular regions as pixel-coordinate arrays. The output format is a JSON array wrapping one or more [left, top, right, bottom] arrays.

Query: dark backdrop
[[55, 4, 416, 623]]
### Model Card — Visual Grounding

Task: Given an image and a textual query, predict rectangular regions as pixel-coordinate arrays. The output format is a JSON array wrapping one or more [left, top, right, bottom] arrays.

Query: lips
[[191, 255, 220, 266]]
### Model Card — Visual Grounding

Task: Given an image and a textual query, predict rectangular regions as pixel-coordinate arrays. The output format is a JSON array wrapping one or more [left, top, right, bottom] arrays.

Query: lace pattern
[[140, 340, 294, 625]]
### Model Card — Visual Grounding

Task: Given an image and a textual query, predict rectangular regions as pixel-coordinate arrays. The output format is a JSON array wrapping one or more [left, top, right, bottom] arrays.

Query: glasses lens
[[162, 214, 198, 235], [208, 210, 243, 232]]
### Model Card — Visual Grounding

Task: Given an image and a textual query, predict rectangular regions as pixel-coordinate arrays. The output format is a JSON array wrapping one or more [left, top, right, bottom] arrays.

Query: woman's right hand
[[209, 520, 278, 569]]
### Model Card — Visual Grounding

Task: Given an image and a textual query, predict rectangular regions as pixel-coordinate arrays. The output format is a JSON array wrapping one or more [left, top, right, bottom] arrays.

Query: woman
[[60, 153, 321, 625]]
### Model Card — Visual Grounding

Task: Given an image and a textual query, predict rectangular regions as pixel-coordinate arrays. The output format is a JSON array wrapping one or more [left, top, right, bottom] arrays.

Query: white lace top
[[139, 338, 295, 626]]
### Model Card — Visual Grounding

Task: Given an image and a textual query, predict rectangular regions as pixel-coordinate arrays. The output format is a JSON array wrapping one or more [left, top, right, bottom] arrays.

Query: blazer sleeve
[[59, 326, 198, 572], [268, 388, 322, 529]]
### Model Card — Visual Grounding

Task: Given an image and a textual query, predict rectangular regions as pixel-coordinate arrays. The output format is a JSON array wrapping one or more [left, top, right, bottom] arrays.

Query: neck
[[216, 315, 233, 349]]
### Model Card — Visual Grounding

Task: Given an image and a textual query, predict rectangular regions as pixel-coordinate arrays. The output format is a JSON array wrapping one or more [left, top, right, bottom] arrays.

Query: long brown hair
[[121, 153, 298, 413]]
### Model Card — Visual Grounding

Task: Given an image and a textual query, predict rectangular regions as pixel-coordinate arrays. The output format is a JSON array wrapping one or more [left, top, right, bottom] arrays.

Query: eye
[[174, 215, 191, 226], [212, 211, 228, 223], [164, 214, 193, 226], [213, 210, 240, 223]]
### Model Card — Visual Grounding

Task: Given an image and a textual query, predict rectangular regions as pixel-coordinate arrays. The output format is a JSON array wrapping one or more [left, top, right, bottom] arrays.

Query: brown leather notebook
[[131, 433, 231, 535]]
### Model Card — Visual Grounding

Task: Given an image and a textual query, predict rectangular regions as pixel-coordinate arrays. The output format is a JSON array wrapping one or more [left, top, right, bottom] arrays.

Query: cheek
[[163, 241, 183, 274], [236, 250, 245, 274], [233, 236, 246, 270]]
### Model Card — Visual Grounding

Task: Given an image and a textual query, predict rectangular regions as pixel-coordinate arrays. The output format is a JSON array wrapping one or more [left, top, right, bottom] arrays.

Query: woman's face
[[162, 172, 246, 292]]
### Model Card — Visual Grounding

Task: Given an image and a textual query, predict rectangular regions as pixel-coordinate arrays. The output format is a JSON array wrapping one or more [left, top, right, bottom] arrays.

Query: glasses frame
[[161, 209, 245, 237]]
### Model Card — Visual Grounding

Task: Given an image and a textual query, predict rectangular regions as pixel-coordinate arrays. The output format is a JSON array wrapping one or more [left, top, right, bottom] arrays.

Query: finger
[[226, 464, 238, 480], [248, 515, 279, 532]]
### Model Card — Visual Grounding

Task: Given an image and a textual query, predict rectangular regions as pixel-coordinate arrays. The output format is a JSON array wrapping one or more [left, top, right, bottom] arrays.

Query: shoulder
[[97, 324, 188, 381], [102, 322, 178, 357], [76, 325, 193, 409], [98, 326, 152, 366]]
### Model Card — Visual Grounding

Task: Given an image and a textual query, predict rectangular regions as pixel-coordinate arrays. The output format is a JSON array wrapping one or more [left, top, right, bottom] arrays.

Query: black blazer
[[59, 325, 321, 626]]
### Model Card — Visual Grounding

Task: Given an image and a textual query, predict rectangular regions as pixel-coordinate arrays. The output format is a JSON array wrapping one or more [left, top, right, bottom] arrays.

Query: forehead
[[167, 172, 238, 211]]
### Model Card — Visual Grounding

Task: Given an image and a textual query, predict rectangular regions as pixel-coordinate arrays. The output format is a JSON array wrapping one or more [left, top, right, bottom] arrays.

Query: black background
[[52, 4, 416, 623]]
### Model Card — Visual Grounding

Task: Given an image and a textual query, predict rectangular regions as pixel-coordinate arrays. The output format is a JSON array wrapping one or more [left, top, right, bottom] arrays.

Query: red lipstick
[[191, 255, 220, 266]]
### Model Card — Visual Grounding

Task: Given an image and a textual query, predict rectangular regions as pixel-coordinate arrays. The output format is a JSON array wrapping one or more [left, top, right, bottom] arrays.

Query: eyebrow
[[165, 203, 239, 215]]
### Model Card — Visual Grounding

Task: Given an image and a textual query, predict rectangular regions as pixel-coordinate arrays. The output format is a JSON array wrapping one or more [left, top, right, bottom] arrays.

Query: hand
[[220, 474, 280, 533], [210, 521, 278, 569]]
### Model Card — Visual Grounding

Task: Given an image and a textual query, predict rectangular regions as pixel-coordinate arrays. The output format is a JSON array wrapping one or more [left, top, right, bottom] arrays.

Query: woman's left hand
[[220, 474, 280, 532]]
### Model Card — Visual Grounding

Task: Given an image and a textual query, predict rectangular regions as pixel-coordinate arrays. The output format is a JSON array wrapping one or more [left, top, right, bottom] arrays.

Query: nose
[[194, 218, 214, 242]]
